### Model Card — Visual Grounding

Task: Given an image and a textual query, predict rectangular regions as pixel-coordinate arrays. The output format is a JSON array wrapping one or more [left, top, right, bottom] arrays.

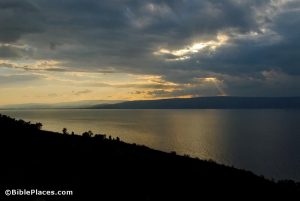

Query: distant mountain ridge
[[0, 100, 123, 109], [90, 96, 300, 109]]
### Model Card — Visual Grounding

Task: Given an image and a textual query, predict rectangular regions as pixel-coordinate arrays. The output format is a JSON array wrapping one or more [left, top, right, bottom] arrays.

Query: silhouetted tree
[[35, 122, 43, 130], [62, 128, 68, 135], [82, 130, 93, 138]]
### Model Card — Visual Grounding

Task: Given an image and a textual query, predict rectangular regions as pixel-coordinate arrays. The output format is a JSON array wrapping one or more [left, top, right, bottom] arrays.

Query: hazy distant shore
[[1, 97, 300, 110]]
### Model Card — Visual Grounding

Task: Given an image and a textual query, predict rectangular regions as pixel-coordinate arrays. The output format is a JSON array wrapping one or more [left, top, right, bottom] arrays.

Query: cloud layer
[[1, 0, 300, 99]]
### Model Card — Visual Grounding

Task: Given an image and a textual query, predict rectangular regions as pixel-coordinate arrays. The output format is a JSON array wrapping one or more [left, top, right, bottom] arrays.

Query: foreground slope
[[0, 114, 299, 200]]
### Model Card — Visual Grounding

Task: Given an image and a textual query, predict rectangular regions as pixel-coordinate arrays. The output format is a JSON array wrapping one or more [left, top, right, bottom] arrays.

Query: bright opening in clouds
[[0, 0, 300, 105], [154, 34, 228, 61]]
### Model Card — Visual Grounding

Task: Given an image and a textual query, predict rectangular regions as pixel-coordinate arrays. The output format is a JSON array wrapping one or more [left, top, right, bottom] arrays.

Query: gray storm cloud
[[1, 0, 299, 96]]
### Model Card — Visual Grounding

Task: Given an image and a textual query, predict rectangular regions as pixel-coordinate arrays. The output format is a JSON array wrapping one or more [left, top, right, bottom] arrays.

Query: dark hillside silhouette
[[91, 96, 300, 109], [0, 114, 299, 200]]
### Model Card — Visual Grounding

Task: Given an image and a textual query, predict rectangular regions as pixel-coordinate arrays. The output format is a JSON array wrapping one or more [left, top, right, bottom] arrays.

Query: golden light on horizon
[[0, 64, 184, 105]]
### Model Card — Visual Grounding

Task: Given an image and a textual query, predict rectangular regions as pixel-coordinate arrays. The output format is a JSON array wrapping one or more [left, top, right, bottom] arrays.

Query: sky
[[0, 0, 300, 105]]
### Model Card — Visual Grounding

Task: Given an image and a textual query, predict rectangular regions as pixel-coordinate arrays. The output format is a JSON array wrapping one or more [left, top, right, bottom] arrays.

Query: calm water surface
[[2, 109, 300, 181]]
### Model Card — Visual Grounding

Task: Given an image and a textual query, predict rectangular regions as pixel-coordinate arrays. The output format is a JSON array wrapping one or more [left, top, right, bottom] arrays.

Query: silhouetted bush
[[82, 130, 94, 138]]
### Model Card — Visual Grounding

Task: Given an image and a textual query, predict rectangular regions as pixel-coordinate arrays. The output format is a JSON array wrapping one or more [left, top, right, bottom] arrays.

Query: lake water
[[1, 109, 300, 181]]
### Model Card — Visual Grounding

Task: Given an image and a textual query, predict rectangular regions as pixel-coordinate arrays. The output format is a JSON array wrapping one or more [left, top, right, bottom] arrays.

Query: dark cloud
[[0, 61, 65, 72], [0, 45, 21, 58], [192, 8, 300, 77], [0, 0, 44, 43], [1, 0, 300, 96], [0, 44, 33, 58], [18, 0, 271, 66]]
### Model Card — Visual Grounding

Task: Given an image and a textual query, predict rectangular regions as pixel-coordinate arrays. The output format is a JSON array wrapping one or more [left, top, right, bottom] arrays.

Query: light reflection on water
[[1, 109, 300, 181]]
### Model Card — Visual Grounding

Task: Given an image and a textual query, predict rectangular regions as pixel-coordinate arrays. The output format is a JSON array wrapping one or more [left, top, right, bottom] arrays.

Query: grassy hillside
[[0, 114, 299, 200]]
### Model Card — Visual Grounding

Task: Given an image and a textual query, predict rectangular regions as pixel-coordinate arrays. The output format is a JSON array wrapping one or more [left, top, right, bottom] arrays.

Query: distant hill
[[90, 96, 300, 109], [0, 100, 123, 109]]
